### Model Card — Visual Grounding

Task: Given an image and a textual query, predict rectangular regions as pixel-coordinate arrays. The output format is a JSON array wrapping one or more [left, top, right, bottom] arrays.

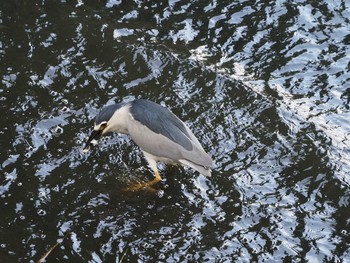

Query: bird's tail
[[179, 159, 211, 177]]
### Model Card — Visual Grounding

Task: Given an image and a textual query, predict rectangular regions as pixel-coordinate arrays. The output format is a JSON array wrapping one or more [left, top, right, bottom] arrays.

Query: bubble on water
[[37, 209, 46, 216], [61, 106, 70, 112], [147, 203, 154, 209], [142, 242, 153, 248], [157, 190, 164, 198], [207, 189, 214, 195], [38, 191, 45, 198], [216, 212, 226, 221], [54, 126, 64, 135], [163, 240, 176, 249], [20, 215, 26, 220]]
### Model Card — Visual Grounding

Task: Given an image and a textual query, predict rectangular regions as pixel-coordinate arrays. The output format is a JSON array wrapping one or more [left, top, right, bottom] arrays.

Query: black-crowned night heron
[[84, 99, 212, 190]]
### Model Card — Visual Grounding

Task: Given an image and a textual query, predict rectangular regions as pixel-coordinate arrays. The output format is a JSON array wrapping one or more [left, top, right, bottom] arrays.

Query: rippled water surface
[[1, 0, 350, 262]]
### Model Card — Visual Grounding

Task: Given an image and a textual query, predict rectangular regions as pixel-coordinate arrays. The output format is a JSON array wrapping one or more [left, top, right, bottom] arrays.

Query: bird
[[83, 99, 212, 191]]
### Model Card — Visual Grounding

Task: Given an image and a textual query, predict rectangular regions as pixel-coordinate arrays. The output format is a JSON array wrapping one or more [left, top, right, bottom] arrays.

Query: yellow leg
[[122, 170, 162, 192]]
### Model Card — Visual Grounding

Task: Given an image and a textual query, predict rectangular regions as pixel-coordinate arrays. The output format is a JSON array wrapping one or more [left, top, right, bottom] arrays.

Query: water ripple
[[0, 0, 349, 262]]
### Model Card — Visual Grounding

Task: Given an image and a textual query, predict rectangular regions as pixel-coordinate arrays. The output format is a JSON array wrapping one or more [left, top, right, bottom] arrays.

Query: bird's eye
[[100, 123, 107, 130]]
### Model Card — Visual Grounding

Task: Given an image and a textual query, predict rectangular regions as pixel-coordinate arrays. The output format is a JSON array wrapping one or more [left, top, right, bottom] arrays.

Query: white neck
[[103, 104, 131, 135]]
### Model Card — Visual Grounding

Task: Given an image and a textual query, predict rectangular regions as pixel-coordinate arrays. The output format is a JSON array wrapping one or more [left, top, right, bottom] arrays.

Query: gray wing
[[128, 100, 212, 167], [130, 99, 193, 151]]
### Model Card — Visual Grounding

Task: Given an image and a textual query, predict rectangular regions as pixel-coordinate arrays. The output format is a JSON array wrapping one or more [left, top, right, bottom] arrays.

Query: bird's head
[[83, 103, 126, 152]]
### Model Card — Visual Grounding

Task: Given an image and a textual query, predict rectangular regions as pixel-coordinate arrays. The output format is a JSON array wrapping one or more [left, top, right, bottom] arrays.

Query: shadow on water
[[1, 0, 349, 262]]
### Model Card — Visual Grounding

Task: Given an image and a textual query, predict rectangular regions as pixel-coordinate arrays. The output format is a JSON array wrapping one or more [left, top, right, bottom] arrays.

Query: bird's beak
[[83, 129, 103, 152]]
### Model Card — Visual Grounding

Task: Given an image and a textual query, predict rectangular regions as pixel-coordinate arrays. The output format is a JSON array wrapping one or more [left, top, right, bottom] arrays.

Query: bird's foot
[[122, 171, 162, 193], [122, 181, 157, 193]]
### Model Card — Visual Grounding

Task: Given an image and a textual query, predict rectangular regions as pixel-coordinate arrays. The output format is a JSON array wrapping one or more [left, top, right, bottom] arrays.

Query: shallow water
[[1, 0, 349, 262]]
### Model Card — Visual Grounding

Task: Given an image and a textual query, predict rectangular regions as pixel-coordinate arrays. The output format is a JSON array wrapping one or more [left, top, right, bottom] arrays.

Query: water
[[1, 0, 349, 262]]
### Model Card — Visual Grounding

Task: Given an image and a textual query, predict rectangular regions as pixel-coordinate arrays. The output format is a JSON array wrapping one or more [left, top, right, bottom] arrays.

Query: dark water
[[1, 0, 349, 262]]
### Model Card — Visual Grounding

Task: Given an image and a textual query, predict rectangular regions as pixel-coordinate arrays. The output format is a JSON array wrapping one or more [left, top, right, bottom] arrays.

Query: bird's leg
[[150, 169, 162, 185], [122, 170, 162, 192], [122, 154, 162, 192]]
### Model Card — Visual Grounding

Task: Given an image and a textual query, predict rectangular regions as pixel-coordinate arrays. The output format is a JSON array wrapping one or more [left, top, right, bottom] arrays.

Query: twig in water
[[37, 232, 71, 263]]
